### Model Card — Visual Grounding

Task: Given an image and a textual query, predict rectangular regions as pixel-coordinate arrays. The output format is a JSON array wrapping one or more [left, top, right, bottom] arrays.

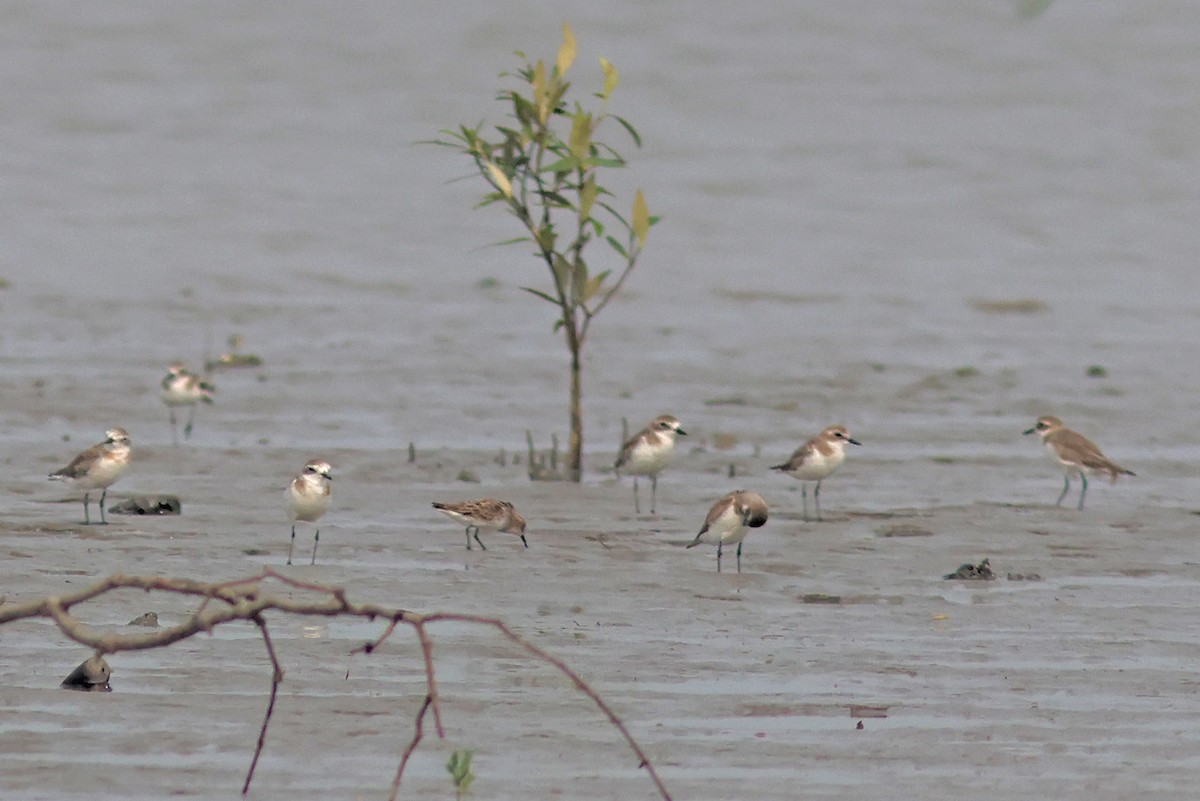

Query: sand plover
[[771, 425, 861, 521], [614, 414, 687, 515], [686, 489, 769, 573], [286, 460, 333, 565], [1023, 416, 1134, 510], [432, 499, 528, 551], [48, 427, 132, 525], [161, 363, 215, 444]]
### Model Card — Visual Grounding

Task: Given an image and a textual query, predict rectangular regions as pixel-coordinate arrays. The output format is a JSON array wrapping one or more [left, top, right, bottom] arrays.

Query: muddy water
[[2, 2, 1200, 800]]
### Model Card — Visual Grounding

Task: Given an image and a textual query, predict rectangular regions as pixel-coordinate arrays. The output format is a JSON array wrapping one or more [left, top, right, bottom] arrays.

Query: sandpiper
[[161, 363, 215, 444], [614, 414, 687, 515], [771, 425, 861, 521], [48, 427, 132, 525], [686, 490, 769, 573], [432, 499, 528, 551], [286, 460, 333, 565], [1023, 416, 1134, 510]]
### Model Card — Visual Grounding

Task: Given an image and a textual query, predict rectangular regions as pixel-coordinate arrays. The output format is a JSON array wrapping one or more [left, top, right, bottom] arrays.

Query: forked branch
[[0, 569, 671, 800]]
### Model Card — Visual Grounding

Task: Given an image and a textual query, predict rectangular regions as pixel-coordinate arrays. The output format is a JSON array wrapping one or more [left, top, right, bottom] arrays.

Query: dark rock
[[944, 558, 996, 581], [107, 495, 182, 515], [61, 654, 112, 692]]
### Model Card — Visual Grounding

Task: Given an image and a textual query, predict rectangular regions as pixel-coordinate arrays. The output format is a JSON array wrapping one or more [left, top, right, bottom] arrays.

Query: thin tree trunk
[[566, 322, 583, 482]]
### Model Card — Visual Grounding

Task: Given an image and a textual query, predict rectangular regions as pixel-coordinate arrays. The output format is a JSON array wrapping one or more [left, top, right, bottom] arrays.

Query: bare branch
[[0, 570, 671, 801]]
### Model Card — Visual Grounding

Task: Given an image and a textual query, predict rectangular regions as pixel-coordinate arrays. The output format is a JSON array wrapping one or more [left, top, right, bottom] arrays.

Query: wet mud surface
[[3, 2, 1200, 800]]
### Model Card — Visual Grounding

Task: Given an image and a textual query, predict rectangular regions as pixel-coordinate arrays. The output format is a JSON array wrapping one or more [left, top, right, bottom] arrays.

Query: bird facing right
[[771, 425, 861, 521], [686, 490, 769, 573], [614, 414, 687, 515], [432, 499, 528, 551], [1023, 416, 1134, 510], [286, 459, 333, 565], [48, 427, 133, 525], [161, 363, 215, 444]]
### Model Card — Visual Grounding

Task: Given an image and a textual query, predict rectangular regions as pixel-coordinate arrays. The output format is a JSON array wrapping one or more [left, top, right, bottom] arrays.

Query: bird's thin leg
[[311, 529, 319, 565], [801, 484, 809, 522], [98, 489, 108, 525], [465, 527, 473, 551], [650, 474, 658, 515], [1077, 474, 1088, 511], [736, 542, 743, 574], [632, 477, 641, 515], [473, 529, 488, 551], [169, 409, 179, 446], [184, 404, 197, 440], [815, 480, 823, 522], [82, 492, 91, 525], [716, 542, 723, 573], [1056, 475, 1070, 507], [520, 535, 529, 548], [287, 525, 296, 565]]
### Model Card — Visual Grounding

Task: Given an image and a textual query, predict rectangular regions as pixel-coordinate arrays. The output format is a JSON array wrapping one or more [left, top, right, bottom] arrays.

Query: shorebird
[[286, 460, 333, 565], [771, 425, 861, 521], [686, 489, 769, 573], [1023, 416, 1134, 510], [161, 363, 215, 444], [432, 499, 528, 551], [614, 414, 687, 514], [48, 427, 132, 525]]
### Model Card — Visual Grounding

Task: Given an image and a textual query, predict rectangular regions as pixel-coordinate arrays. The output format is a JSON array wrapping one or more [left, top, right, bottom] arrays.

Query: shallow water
[[2, 2, 1199, 800]]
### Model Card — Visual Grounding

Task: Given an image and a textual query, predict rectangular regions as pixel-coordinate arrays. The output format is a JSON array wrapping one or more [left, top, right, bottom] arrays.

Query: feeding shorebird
[[614, 414, 687, 515], [161, 362, 215, 444], [771, 425, 861, 521], [686, 489, 769, 573], [1023, 416, 1134, 510], [48, 427, 132, 525], [286, 459, 333, 565], [432, 499, 528, 551]]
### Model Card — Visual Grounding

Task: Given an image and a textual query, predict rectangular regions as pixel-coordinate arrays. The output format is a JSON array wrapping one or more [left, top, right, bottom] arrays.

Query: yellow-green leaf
[[600, 58, 619, 99], [569, 112, 592, 160], [632, 189, 649, 247], [557, 23, 577, 76], [579, 176, 598, 221], [485, 162, 513, 198]]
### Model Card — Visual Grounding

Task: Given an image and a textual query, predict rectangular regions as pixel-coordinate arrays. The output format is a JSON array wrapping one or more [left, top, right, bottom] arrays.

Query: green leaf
[[557, 22, 577, 76], [610, 114, 642, 147], [605, 235, 628, 258], [540, 157, 581, 175], [632, 189, 649, 246], [600, 57, 619, 99], [521, 286, 561, 304], [582, 156, 625, 169]]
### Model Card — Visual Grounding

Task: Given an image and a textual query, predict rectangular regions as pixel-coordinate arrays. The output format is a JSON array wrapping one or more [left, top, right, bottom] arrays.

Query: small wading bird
[[286, 460, 333, 565], [771, 425, 861, 521], [161, 363, 215, 444], [686, 490, 769, 573], [48, 427, 132, 525], [432, 499, 528, 551], [1023, 416, 1134, 510], [614, 414, 687, 515]]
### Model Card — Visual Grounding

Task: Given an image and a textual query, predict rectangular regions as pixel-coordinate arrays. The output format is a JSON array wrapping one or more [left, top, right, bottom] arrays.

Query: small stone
[[944, 558, 996, 581], [127, 612, 159, 627], [61, 654, 112, 692]]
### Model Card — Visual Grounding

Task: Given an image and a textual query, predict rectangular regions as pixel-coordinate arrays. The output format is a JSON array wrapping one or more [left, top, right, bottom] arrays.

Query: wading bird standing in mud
[[48, 427, 132, 525], [1023, 416, 1133, 510]]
